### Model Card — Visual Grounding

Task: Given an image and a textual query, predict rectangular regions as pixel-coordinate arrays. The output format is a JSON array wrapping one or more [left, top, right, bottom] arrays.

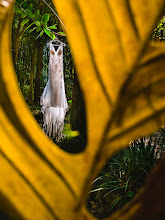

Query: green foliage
[[152, 16, 165, 41], [41, 13, 49, 24], [12, 0, 72, 106], [57, 32, 66, 36], [34, 9, 41, 22], [63, 124, 79, 139], [88, 137, 158, 218], [21, 19, 29, 27], [49, 24, 57, 30], [14, 1, 64, 40], [21, 84, 30, 101], [43, 28, 55, 39], [12, 1, 75, 144]]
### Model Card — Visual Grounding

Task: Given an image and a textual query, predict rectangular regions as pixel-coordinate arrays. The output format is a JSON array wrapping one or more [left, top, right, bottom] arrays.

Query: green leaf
[[44, 28, 55, 39], [14, 6, 24, 14], [90, 188, 106, 193], [41, 13, 49, 24], [29, 27, 36, 33], [21, 19, 29, 27], [62, 124, 79, 139], [28, 3, 33, 11], [36, 26, 42, 32], [23, 23, 34, 33], [110, 197, 122, 212], [42, 23, 47, 29], [16, 0, 22, 4], [34, 9, 39, 16], [33, 21, 41, 26], [36, 14, 41, 22], [58, 32, 66, 36], [39, 30, 44, 37], [34, 9, 41, 21], [21, 13, 27, 19], [14, 6, 27, 19], [26, 9, 33, 19], [48, 24, 57, 30], [126, 191, 134, 198], [22, 1, 28, 10]]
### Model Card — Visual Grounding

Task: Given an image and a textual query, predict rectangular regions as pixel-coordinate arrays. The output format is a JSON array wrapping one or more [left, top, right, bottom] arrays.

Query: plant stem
[[42, 0, 67, 33]]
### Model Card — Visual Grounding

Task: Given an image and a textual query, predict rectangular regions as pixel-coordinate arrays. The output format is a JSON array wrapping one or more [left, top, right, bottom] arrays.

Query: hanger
[[50, 38, 66, 47]]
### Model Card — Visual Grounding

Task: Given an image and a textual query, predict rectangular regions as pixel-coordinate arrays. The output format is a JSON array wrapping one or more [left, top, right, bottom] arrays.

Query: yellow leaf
[[1, 0, 165, 219]]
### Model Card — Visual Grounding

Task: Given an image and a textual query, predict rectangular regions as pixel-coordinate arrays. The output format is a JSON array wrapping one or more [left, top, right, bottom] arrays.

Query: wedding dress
[[40, 41, 68, 140]]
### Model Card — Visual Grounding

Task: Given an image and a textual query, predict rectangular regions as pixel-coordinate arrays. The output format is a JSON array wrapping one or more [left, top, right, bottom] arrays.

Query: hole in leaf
[[12, 1, 87, 153], [87, 129, 165, 219], [151, 16, 165, 42]]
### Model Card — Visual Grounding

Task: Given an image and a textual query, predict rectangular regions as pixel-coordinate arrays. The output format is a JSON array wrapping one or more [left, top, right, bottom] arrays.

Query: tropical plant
[[88, 137, 158, 218], [2, 1, 165, 220], [14, 0, 65, 40]]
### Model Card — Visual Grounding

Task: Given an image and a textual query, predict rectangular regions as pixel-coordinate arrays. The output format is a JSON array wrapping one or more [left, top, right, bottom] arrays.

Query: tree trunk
[[13, 18, 27, 65], [61, 70, 87, 153], [28, 42, 37, 104], [13, 18, 22, 65], [71, 71, 86, 134], [34, 43, 44, 105]]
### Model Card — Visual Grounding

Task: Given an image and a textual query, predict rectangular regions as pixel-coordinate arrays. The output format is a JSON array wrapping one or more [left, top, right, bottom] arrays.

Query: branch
[[42, 0, 67, 33]]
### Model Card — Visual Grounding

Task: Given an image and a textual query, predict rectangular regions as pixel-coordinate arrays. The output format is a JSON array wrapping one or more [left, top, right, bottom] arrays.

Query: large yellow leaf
[[1, 0, 165, 219]]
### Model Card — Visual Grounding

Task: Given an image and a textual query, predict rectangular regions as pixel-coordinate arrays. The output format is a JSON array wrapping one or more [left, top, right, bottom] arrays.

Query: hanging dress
[[40, 41, 68, 140]]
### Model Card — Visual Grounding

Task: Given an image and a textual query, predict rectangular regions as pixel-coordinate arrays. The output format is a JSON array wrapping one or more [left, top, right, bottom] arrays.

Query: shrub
[[88, 137, 158, 218]]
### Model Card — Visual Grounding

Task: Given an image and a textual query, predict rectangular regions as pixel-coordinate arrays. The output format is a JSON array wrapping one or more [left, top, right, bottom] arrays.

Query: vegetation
[[87, 137, 159, 218], [13, 0, 165, 213], [2, 0, 165, 219], [12, 0, 87, 151], [152, 16, 165, 41], [10, 0, 165, 219], [12, 0, 73, 112]]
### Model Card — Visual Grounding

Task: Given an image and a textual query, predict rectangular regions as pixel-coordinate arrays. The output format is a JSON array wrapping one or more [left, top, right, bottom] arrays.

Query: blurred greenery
[[87, 137, 158, 218]]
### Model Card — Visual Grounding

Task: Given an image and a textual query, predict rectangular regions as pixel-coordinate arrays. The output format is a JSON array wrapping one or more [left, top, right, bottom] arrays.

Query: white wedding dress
[[40, 41, 68, 140]]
